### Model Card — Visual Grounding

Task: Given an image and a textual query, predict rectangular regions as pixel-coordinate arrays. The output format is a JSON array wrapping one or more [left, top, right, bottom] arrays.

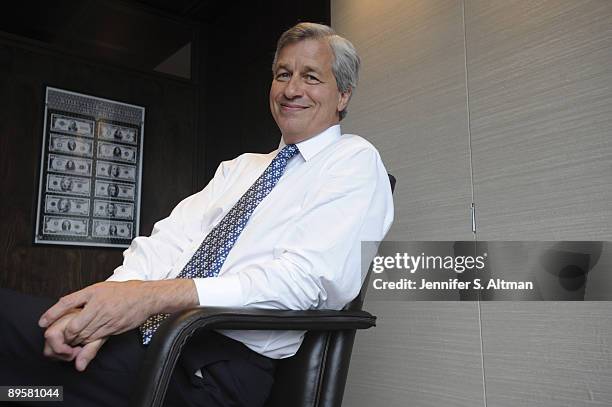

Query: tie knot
[[277, 144, 299, 161]]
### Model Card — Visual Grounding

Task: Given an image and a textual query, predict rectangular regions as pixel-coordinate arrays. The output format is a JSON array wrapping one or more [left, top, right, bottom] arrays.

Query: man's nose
[[283, 76, 303, 98]]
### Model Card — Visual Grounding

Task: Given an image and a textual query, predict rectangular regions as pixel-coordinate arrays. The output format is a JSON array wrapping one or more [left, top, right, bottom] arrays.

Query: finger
[[39, 290, 89, 328], [44, 340, 82, 361], [43, 340, 69, 360], [75, 338, 107, 372], [44, 326, 70, 355], [44, 324, 72, 354], [65, 307, 113, 345], [43, 328, 82, 361], [63, 305, 99, 344]]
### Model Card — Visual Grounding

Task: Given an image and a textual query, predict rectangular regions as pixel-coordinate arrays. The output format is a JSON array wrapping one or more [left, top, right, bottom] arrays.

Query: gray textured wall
[[332, 0, 612, 406]]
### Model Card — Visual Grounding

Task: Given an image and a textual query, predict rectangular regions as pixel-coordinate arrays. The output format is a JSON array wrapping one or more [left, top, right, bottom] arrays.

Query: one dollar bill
[[92, 220, 132, 239], [95, 161, 136, 182], [93, 200, 134, 220], [46, 174, 91, 196], [49, 133, 93, 157], [45, 195, 90, 216], [94, 181, 135, 200], [50, 114, 94, 137], [43, 216, 88, 236], [97, 142, 137, 163], [48, 154, 92, 176], [98, 122, 138, 145]]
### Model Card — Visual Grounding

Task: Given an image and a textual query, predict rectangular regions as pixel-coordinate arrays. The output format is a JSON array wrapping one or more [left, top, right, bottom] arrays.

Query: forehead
[[276, 39, 334, 70]]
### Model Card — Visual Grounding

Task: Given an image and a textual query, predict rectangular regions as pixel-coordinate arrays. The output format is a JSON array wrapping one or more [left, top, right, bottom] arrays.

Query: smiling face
[[270, 39, 351, 144]]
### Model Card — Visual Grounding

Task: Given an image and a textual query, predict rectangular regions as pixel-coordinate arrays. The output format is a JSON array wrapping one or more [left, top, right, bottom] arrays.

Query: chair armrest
[[131, 307, 376, 407]]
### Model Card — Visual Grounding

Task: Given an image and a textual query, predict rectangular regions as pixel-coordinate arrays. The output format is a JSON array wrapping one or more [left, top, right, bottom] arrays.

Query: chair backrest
[[265, 174, 396, 407]]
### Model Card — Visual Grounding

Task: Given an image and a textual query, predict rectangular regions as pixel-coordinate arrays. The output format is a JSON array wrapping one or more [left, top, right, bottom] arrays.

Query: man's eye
[[276, 72, 290, 81], [305, 74, 320, 83]]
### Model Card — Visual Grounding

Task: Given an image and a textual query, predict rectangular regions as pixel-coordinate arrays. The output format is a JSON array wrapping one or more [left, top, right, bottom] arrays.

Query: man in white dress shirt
[[0, 23, 393, 406]]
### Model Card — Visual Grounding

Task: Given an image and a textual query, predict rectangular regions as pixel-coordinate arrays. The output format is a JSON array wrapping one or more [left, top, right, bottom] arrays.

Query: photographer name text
[[372, 278, 533, 291]]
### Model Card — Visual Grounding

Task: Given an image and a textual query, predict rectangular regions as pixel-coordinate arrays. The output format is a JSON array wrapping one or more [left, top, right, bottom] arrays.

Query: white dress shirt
[[107, 125, 394, 358]]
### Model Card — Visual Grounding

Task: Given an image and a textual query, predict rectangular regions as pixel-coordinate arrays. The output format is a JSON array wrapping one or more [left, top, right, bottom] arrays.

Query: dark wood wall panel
[[0, 0, 331, 298], [0, 40, 197, 298]]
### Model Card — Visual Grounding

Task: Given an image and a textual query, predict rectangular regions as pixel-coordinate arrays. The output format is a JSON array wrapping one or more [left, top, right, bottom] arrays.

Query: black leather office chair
[[131, 174, 396, 407]]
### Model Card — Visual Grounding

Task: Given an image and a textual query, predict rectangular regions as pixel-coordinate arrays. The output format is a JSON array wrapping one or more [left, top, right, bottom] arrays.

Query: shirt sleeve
[[193, 146, 394, 310], [107, 161, 231, 282]]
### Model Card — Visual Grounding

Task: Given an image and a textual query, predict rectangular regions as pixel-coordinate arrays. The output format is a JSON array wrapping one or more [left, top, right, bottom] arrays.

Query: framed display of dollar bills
[[34, 87, 145, 248]]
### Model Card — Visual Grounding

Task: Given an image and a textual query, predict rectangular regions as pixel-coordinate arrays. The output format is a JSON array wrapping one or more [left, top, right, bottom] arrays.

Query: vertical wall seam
[[461, 1, 487, 407], [476, 298, 487, 407], [461, 0, 476, 221]]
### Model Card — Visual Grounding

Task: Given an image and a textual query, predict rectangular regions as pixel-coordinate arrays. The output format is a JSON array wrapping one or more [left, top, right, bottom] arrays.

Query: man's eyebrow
[[274, 63, 290, 72], [302, 65, 323, 74]]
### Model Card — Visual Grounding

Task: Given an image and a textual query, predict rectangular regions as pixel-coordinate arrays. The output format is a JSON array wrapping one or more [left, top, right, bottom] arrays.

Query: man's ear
[[337, 87, 352, 113]]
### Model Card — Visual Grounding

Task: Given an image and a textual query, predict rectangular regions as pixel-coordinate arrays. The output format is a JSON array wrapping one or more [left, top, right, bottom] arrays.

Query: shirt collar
[[277, 125, 341, 162]]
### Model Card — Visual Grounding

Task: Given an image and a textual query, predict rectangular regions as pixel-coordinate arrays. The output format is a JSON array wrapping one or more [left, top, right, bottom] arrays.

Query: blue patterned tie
[[139, 144, 299, 344]]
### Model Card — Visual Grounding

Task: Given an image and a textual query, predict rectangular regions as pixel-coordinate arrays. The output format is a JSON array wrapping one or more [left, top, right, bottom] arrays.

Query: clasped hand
[[42, 310, 108, 372], [38, 279, 198, 371], [38, 281, 154, 371]]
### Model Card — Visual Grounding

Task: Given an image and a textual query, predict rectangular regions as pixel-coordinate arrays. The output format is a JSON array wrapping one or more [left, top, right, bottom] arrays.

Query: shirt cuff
[[193, 275, 244, 307]]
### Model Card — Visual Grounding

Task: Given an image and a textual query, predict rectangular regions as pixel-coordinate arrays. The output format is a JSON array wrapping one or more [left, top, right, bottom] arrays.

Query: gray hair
[[272, 22, 360, 120]]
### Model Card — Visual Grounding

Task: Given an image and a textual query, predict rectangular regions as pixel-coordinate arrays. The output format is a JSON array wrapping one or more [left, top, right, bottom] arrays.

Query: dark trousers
[[0, 288, 276, 407]]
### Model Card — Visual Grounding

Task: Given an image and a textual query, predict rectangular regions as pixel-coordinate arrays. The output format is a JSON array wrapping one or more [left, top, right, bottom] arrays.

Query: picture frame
[[34, 87, 145, 248]]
